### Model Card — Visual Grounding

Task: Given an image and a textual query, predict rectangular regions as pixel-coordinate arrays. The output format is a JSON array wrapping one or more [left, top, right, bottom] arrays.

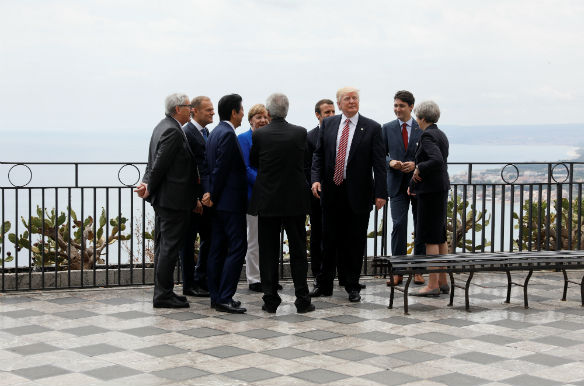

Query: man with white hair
[[311, 87, 387, 302], [135, 93, 199, 308], [249, 93, 314, 313]]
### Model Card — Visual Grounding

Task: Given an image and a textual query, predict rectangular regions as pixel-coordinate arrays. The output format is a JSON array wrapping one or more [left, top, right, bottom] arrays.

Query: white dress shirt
[[335, 113, 359, 179]]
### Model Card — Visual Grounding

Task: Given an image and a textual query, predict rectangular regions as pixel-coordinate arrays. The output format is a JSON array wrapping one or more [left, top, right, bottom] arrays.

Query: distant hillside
[[442, 123, 584, 146]]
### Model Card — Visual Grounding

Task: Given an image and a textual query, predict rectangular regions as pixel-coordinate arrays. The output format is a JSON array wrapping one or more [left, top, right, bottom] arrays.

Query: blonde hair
[[336, 87, 360, 103], [248, 104, 267, 122]]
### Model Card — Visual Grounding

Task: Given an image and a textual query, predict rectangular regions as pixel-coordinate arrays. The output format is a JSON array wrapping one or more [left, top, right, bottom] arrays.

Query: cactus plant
[[0, 221, 13, 263], [8, 206, 130, 269]]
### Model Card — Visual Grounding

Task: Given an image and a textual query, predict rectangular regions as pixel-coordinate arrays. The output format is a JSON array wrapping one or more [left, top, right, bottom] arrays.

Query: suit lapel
[[327, 115, 342, 155], [407, 120, 419, 156], [347, 115, 365, 164]]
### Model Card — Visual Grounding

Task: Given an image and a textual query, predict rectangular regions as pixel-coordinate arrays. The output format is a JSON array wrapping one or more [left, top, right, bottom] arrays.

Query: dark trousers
[[309, 196, 323, 277], [318, 183, 370, 293], [258, 215, 311, 309], [153, 206, 190, 303], [207, 210, 246, 304], [179, 208, 211, 290], [389, 189, 426, 256]]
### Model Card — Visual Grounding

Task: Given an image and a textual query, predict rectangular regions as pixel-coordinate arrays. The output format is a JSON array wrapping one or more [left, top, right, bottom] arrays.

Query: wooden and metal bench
[[373, 250, 584, 314]]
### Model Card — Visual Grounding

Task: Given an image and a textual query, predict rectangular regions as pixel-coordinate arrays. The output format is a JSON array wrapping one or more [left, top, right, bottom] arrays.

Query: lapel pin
[[360, 127, 364, 131]]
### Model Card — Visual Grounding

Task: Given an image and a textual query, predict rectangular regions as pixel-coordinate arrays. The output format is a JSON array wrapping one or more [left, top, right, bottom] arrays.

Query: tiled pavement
[[1, 272, 584, 386]]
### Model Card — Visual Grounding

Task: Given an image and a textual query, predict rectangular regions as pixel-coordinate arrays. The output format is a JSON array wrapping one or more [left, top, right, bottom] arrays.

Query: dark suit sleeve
[[240, 133, 258, 185], [372, 123, 388, 199], [145, 127, 182, 194], [311, 124, 325, 185], [381, 123, 391, 164], [417, 132, 444, 176], [209, 130, 237, 203], [249, 131, 259, 170]]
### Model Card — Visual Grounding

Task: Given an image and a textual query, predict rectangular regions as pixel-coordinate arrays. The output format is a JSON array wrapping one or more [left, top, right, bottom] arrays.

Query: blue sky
[[1, 0, 583, 133]]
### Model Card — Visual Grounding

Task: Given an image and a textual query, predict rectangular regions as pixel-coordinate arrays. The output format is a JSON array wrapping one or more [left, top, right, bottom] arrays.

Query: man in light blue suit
[[382, 90, 426, 285], [202, 94, 248, 314]]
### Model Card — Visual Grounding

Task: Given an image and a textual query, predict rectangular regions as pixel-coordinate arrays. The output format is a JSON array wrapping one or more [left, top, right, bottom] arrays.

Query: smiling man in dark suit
[[135, 93, 198, 308], [382, 90, 426, 286], [311, 87, 387, 302], [249, 93, 314, 314], [202, 94, 248, 314], [179, 96, 214, 298]]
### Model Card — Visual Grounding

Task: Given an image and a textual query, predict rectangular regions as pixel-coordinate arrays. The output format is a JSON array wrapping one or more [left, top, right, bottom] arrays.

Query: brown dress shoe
[[386, 275, 403, 286], [414, 274, 425, 285]]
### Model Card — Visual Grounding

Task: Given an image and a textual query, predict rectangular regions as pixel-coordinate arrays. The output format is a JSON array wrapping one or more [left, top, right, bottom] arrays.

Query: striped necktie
[[333, 119, 351, 185]]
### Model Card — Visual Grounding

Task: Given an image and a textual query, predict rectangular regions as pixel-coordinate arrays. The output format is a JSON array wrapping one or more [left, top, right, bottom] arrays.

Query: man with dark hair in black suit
[[305, 99, 335, 279], [179, 96, 214, 297], [311, 87, 387, 303], [135, 93, 198, 308], [202, 93, 248, 314], [250, 92, 314, 314]]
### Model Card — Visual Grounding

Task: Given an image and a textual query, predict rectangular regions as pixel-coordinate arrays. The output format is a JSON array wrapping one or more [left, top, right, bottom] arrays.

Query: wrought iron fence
[[1, 161, 583, 292]]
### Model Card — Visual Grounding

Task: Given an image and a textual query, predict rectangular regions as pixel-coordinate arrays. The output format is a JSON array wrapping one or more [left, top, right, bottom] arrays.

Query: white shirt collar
[[223, 120, 235, 130], [398, 117, 413, 128], [341, 112, 359, 126], [192, 119, 206, 132]]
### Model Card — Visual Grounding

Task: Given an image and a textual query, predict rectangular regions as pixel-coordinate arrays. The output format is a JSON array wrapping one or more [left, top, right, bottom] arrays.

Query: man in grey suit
[[135, 93, 198, 308], [382, 90, 426, 286]]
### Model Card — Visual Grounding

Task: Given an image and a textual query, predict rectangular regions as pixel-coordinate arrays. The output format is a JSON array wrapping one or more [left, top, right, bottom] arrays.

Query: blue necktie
[[202, 127, 209, 140]]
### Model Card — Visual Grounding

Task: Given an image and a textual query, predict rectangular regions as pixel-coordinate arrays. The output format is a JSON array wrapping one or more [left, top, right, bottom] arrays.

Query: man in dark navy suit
[[135, 93, 198, 308], [305, 99, 335, 280], [202, 94, 248, 314], [311, 87, 387, 302], [179, 96, 214, 297], [382, 90, 426, 286]]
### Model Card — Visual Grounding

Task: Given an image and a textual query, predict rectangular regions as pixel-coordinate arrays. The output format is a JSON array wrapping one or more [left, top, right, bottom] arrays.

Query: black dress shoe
[[230, 300, 241, 308], [359, 283, 367, 289], [296, 303, 316, 313], [248, 282, 262, 292], [261, 304, 277, 313], [215, 302, 246, 314], [210, 301, 240, 308], [183, 287, 210, 297], [277, 284, 283, 290], [309, 287, 332, 297], [173, 293, 188, 302], [154, 297, 190, 309], [348, 291, 361, 302]]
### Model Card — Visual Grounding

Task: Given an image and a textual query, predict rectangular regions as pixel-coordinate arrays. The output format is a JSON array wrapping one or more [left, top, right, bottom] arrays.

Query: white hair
[[265, 93, 289, 118], [336, 86, 360, 103], [414, 100, 441, 123], [164, 93, 189, 115]]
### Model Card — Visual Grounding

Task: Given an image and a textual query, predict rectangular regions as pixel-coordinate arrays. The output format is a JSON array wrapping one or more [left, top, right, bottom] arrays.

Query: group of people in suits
[[135, 87, 451, 312]]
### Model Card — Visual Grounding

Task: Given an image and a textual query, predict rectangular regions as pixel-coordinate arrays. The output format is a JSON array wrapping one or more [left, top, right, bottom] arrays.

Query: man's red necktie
[[333, 119, 351, 185], [402, 122, 408, 151]]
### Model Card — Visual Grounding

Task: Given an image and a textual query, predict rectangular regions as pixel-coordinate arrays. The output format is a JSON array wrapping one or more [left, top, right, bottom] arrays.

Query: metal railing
[[1, 160, 583, 292]]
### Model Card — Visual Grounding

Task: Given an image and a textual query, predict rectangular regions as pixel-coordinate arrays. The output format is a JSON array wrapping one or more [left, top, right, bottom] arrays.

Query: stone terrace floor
[[1, 272, 584, 386]]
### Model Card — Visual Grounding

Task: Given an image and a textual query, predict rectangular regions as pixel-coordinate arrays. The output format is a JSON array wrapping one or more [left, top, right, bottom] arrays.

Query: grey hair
[[414, 100, 441, 124], [265, 93, 289, 119], [164, 93, 189, 116]]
